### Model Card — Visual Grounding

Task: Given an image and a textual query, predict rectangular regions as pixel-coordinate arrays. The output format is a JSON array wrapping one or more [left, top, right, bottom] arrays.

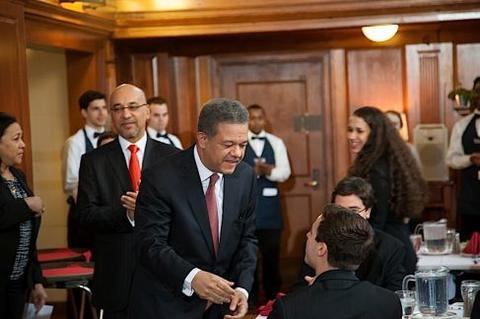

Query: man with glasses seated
[[76, 84, 177, 318], [294, 176, 408, 292]]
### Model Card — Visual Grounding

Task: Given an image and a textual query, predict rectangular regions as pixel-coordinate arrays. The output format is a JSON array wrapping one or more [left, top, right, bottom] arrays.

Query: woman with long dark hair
[[347, 106, 427, 273], [0, 112, 47, 318]]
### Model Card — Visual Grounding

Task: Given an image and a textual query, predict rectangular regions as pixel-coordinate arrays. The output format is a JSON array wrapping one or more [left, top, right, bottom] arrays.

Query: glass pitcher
[[415, 220, 448, 254], [402, 267, 449, 316]]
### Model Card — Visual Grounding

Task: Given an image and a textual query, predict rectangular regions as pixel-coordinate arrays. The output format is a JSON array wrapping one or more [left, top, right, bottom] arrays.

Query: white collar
[[84, 124, 104, 139], [147, 126, 167, 136], [193, 145, 223, 183], [248, 130, 266, 138], [118, 131, 148, 152]]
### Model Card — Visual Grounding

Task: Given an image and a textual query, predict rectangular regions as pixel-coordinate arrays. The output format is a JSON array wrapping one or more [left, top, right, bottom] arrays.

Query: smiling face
[[0, 122, 25, 167], [347, 115, 371, 155], [197, 122, 248, 174], [81, 98, 108, 129], [110, 85, 150, 143]]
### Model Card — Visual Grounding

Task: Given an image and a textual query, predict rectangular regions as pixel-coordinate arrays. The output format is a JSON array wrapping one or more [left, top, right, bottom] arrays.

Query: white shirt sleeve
[[182, 268, 201, 296], [63, 133, 84, 195], [446, 116, 473, 170], [266, 135, 291, 183]]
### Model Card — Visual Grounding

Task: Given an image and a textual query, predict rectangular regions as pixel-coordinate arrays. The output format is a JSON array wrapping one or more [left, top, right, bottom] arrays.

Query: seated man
[[268, 205, 401, 319], [295, 176, 408, 291]]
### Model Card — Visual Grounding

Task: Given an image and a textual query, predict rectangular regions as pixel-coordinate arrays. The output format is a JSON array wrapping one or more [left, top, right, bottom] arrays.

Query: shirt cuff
[[235, 287, 249, 301], [183, 268, 201, 296], [126, 213, 135, 227]]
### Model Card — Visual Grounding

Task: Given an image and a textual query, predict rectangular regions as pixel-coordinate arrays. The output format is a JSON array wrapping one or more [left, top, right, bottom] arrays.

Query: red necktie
[[128, 144, 141, 192], [206, 173, 220, 255]]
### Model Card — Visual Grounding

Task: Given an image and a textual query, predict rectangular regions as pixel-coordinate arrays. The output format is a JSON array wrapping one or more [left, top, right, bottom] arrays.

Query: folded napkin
[[463, 231, 480, 254], [257, 292, 286, 316]]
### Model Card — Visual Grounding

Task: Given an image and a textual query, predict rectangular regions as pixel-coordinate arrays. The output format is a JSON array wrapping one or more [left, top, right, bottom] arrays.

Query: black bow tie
[[157, 132, 168, 138], [93, 132, 103, 138], [251, 136, 265, 140]]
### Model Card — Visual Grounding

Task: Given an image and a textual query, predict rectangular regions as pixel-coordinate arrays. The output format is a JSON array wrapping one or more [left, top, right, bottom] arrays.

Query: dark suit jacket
[[128, 146, 258, 319], [269, 270, 402, 319], [294, 229, 406, 291], [0, 168, 43, 300], [76, 137, 177, 312]]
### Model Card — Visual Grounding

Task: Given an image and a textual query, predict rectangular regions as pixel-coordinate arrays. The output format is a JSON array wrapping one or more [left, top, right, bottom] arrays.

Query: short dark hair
[[247, 104, 265, 113], [331, 176, 375, 209], [473, 77, 480, 88], [78, 90, 106, 110], [315, 204, 374, 271], [198, 98, 248, 137], [97, 131, 117, 147], [0, 112, 17, 139], [147, 96, 167, 105], [385, 110, 404, 129]]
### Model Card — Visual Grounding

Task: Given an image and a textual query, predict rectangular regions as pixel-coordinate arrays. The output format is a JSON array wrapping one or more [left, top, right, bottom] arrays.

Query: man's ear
[[81, 108, 88, 119], [317, 242, 328, 258], [364, 207, 372, 219], [196, 132, 208, 149]]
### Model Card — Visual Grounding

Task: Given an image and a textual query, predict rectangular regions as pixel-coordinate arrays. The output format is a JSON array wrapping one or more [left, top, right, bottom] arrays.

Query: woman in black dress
[[347, 106, 427, 274], [0, 112, 47, 318]]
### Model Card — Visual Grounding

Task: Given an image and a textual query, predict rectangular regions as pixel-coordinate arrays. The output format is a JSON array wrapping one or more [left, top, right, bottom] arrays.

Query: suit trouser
[[0, 278, 27, 319], [103, 309, 128, 319], [255, 229, 282, 300]]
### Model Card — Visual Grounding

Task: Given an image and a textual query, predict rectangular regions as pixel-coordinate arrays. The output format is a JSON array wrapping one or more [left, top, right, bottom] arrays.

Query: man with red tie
[[76, 84, 177, 319], [129, 98, 258, 319]]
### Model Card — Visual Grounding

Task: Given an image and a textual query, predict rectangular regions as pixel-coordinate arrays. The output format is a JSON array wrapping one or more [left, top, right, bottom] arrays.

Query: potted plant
[[448, 86, 478, 108]]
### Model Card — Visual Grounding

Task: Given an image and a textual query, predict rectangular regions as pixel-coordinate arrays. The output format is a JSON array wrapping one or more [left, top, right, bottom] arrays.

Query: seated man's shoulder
[[375, 229, 404, 249]]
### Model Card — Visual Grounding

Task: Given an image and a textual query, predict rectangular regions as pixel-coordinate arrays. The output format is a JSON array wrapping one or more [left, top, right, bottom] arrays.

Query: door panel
[[217, 53, 332, 259]]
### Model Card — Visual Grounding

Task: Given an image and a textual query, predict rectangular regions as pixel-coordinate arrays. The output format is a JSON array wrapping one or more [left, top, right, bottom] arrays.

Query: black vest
[[82, 128, 95, 153], [244, 137, 283, 229], [459, 114, 480, 215]]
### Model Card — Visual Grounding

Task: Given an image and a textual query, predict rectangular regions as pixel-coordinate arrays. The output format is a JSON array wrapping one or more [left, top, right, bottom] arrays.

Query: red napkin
[[257, 292, 286, 316], [463, 232, 480, 254]]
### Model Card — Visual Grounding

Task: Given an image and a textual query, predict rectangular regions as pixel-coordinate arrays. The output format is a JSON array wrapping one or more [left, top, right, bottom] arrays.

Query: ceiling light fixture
[[361, 24, 399, 42]]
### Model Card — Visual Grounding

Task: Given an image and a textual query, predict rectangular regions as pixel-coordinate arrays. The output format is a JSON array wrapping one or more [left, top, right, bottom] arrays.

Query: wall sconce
[[361, 24, 399, 42]]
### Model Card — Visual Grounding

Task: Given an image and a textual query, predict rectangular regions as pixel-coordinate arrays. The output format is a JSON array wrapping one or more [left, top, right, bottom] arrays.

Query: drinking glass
[[461, 280, 480, 317], [396, 290, 416, 318]]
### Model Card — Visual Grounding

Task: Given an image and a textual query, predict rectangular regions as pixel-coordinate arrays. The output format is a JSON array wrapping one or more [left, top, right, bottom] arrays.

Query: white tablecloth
[[417, 254, 480, 271]]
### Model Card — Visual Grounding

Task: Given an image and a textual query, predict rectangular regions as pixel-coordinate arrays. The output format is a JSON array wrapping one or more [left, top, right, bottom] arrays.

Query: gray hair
[[197, 98, 249, 137]]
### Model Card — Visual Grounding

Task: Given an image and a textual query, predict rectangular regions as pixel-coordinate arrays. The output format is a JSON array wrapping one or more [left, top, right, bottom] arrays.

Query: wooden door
[[215, 53, 334, 261]]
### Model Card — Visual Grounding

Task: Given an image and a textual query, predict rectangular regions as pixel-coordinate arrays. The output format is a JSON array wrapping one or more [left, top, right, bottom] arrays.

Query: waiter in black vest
[[243, 104, 291, 302], [447, 76, 480, 240]]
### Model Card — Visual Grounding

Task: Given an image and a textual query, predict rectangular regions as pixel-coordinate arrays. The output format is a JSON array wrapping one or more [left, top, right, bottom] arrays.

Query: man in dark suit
[[269, 205, 402, 319], [129, 98, 257, 319], [76, 84, 177, 318]]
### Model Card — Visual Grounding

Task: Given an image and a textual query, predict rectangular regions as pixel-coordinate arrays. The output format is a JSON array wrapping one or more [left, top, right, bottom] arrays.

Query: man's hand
[[470, 153, 480, 166], [121, 191, 138, 219], [255, 162, 274, 176], [191, 270, 235, 304], [32, 283, 47, 312], [24, 196, 45, 217], [224, 290, 248, 319]]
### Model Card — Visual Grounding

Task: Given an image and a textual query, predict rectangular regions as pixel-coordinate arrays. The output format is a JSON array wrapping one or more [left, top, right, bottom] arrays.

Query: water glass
[[461, 280, 480, 317], [396, 290, 416, 318]]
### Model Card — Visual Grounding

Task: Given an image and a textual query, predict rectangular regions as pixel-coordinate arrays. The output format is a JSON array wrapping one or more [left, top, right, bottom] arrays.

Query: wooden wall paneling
[[0, 0, 33, 183], [456, 43, 480, 91], [347, 48, 404, 114], [130, 53, 158, 98], [328, 49, 349, 182], [172, 57, 199, 147], [105, 40, 118, 95], [66, 51, 100, 134], [405, 43, 453, 134]]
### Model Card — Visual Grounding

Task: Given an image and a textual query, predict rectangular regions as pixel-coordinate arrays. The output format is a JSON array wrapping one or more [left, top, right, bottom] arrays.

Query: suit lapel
[[142, 137, 154, 171], [219, 172, 239, 256], [180, 148, 215, 258], [108, 139, 131, 191]]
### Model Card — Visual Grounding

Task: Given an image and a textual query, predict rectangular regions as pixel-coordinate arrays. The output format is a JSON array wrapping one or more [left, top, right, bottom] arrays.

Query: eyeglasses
[[110, 103, 148, 113]]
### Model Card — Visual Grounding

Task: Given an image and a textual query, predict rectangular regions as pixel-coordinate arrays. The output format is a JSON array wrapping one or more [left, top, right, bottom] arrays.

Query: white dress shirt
[[118, 132, 148, 226], [446, 111, 480, 169], [147, 126, 183, 149], [62, 125, 104, 196], [248, 130, 291, 182], [182, 146, 248, 300]]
